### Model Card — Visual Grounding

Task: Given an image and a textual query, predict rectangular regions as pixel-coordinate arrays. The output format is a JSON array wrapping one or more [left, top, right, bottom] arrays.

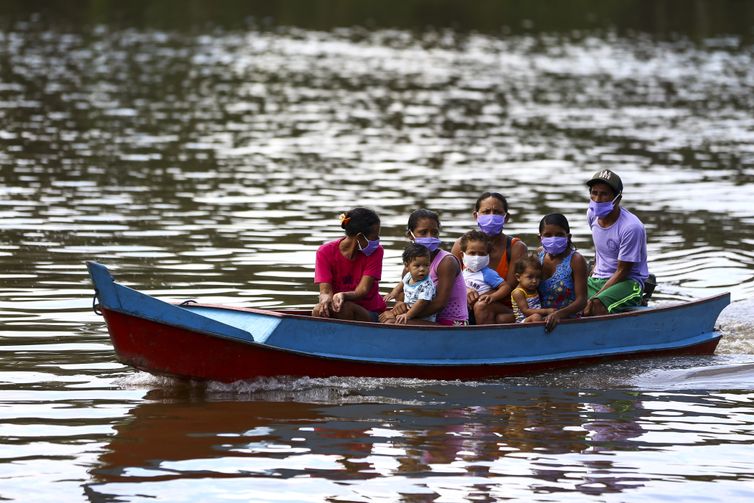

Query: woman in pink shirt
[[380, 209, 469, 326], [313, 207, 386, 322]]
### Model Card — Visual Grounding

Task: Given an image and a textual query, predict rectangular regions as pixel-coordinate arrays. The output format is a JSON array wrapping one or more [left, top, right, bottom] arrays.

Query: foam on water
[[632, 360, 754, 390], [716, 298, 754, 353]]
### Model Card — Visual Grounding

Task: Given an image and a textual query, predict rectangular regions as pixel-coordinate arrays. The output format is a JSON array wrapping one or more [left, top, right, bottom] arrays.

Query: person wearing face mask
[[583, 169, 649, 317], [313, 207, 386, 322], [537, 213, 588, 331], [380, 208, 469, 325], [382, 243, 438, 324], [459, 230, 515, 324], [451, 192, 527, 324]]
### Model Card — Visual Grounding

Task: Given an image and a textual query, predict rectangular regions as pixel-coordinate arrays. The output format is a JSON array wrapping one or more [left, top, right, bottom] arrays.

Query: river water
[[1, 2, 754, 501]]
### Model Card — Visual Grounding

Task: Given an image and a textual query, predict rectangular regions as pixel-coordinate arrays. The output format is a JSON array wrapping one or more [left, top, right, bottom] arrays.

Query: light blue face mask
[[589, 194, 621, 218], [541, 236, 569, 256], [410, 231, 441, 252], [358, 234, 380, 256], [477, 213, 505, 236]]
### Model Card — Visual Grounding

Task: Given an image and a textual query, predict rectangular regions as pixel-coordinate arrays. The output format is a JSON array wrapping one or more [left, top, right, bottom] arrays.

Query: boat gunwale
[[177, 291, 731, 332], [89, 258, 730, 379], [88, 260, 730, 334], [101, 307, 723, 370]]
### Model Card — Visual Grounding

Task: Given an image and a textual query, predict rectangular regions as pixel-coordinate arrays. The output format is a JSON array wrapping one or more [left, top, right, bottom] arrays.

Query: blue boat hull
[[87, 262, 729, 382]]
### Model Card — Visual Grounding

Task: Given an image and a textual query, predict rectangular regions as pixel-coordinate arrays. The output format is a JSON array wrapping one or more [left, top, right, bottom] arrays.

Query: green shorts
[[587, 277, 643, 313]]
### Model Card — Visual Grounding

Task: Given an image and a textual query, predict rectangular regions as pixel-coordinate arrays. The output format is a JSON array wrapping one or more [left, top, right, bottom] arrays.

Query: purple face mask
[[589, 194, 620, 218], [477, 213, 505, 236], [541, 236, 569, 256], [410, 232, 441, 252], [358, 235, 380, 256]]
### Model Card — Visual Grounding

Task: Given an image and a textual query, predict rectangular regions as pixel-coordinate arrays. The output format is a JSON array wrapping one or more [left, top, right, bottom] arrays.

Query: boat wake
[[112, 372, 466, 403], [113, 372, 185, 389], [108, 295, 754, 396], [631, 359, 754, 391], [716, 298, 754, 354], [206, 376, 451, 393]]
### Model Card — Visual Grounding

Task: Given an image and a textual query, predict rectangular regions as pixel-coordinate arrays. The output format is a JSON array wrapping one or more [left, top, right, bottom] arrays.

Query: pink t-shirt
[[314, 238, 386, 313], [429, 249, 469, 323]]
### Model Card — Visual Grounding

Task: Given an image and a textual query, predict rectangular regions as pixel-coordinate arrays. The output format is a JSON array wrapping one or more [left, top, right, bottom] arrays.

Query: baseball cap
[[586, 169, 623, 195]]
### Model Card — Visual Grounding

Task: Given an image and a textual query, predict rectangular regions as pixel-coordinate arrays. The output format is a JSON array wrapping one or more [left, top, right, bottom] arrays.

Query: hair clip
[[339, 213, 351, 226]]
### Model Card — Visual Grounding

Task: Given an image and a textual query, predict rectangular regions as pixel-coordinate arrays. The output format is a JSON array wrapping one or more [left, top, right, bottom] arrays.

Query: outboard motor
[[641, 273, 656, 306]]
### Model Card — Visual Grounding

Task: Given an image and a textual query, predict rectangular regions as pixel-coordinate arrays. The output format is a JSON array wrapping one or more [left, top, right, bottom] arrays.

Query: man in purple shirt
[[583, 169, 649, 316]]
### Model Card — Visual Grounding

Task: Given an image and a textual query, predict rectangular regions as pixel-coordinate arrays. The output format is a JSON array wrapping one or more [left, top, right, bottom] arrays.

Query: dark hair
[[402, 243, 431, 264], [340, 207, 380, 237], [407, 208, 440, 232], [538, 213, 571, 234], [474, 192, 509, 213], [459, 230, 492, 253], [514, 254, 543, 275]]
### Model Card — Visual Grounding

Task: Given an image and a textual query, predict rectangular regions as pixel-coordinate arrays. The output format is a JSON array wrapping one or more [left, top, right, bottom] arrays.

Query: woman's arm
[[332, 275, 376, 311], [415, 255, 458, 317], [383, 281, 403, 302], [544, 252, 588, 331], [450, 238, 463, 265], [383, 266, 408, 302], [313, 283, 334, 317], [565, 252, 589, 315]]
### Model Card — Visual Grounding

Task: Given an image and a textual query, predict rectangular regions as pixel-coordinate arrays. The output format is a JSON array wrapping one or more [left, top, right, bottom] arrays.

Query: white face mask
[[463, 254, 490, 273]]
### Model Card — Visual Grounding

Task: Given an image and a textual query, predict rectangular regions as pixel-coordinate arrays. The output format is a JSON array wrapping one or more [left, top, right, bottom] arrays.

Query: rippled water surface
[[1, 2, 754, 501]]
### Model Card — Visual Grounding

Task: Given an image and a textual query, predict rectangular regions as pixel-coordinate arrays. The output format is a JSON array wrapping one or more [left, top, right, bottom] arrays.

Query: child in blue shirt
[[460, 230, 510, 323], [385, 243, 438, 324]]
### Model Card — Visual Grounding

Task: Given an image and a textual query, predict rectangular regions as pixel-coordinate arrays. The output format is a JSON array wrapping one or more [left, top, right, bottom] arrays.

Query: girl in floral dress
[[537, 213, 588, 332]]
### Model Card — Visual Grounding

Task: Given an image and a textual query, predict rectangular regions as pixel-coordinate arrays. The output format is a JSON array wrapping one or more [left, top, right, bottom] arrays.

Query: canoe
[[87, 261, 730, 383]]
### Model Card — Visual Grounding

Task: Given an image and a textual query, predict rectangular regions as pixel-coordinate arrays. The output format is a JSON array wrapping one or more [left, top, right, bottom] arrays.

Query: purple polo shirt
[[587, 207, 649, 287]]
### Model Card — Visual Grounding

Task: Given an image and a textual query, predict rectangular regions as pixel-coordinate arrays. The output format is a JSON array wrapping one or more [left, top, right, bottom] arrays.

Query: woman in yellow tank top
[[451, 192, 528, 324]]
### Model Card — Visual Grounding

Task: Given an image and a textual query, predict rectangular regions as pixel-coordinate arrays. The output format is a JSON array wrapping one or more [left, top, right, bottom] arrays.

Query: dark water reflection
[[81, 380, 754, 501], [1, 2, 754, 501]]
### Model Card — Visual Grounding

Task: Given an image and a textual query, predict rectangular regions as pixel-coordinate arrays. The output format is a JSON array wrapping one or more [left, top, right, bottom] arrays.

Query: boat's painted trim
[[87, 261, 730, 382], [88, 261, 261, 343], [101, 308, 722, 381]]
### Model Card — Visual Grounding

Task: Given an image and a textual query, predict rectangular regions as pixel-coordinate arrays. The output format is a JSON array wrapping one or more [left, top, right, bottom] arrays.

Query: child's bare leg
[[472, 302, 491, 324], [523, 313, 544, 323], [494, 311, 516, 324], [475, 301, 514, 325]]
